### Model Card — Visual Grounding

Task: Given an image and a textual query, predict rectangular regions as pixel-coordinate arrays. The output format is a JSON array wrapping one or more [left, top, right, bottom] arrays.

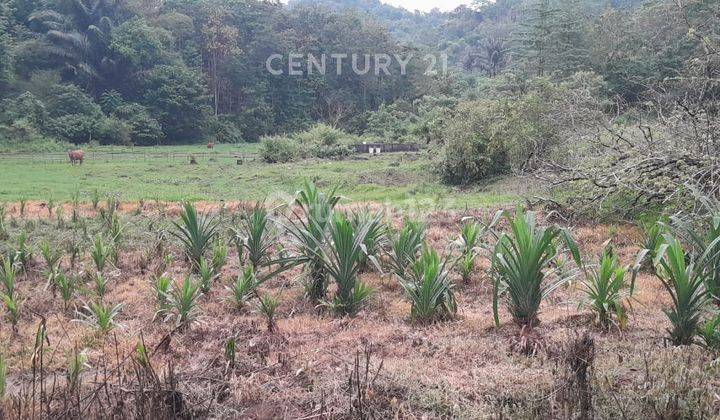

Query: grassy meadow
[[0, 145, 522, 208]]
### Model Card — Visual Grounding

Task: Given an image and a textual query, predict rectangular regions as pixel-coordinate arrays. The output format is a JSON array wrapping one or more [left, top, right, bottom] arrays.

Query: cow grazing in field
[[207, 142, 215, 149], [68, 150, 84, 165]]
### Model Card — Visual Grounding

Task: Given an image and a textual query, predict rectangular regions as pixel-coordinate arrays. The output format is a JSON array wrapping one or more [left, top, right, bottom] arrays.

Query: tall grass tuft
[[171, 202, 219, 270], [399, 246, 457, 322], [654, 234, 711, 345], [492, 210, 579, 327]]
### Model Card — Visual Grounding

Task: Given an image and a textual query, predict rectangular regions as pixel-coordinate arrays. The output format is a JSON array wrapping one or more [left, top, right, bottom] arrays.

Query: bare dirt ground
[[0, 203, 718, 419]]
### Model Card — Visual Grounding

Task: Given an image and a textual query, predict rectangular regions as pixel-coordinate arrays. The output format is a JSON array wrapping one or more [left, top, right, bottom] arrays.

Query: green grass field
[[0, 145, 525, 208]]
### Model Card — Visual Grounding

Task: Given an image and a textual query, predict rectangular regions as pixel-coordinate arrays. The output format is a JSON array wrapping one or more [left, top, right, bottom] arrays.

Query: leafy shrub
[[260, 135, 299, 163], [96, 117, 132, 145], [44, 84, 102, 118], [294, 124, 354, 158], [208, 116, 243, 144], [113, 103, 163, 146]]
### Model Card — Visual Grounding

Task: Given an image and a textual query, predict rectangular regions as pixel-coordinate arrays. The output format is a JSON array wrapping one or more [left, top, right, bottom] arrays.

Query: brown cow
[[68, 150, 84, 165], [207, 142, 215, 149]]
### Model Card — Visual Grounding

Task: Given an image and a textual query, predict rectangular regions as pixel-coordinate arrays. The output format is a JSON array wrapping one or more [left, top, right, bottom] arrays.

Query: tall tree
[[201, 7, 240, 116], [29, 0, 119, 94]]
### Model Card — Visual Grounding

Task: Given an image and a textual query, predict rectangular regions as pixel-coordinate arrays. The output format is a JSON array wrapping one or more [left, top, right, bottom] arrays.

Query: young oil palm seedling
[[171, 202, 219, 270], [455, 219, 492, 284], [226, 266, 257, 310], [234, 204, 277, 270], [654, 234, 711, 345], [108, 213, 124, 245], [386, 220, 425, 279], [399, 246, 457, 323], [670, 212, 720, 305], [491, 210, 580, 328], [638, 222, 665, 273], [165, 277, 203, 329], [19, 195, 27, 218], [197, 258, 217, 294], [76, 300, 122, 334], [2, 292, 21, 330], [47, 196, 55, 217], [93, 272, 108, 298], [0, 205, 7, 240], [0, 353, 6, 399], [697, 314, 720, 352], [257, 293, 281, 332], [152, 275, 173, 318], [66, 346, 88, 394], [1, 258, 16, 297], [40, 241, 62, 275], [91, 235, 111, 273], [286, 182, 341, 300], [351, 211, 386, 272], [56, 273, 75, 310], [56, 206, 65, 229], [211, 238, 228, 274], [579, 250, 634, 329], [91, 190, 100, 211], [15, 233, 33, 273], [316, 213, 380, 316]]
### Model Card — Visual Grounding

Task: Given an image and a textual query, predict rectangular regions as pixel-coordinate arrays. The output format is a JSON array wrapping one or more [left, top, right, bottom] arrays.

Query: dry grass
[[0, 204, 718, 419]]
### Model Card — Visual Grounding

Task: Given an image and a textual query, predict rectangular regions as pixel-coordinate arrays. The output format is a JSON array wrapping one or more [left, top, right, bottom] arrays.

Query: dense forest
[[0, 0, 718, 215]]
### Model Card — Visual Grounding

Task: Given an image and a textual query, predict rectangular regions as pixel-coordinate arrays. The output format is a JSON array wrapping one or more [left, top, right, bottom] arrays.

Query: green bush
[[438, 101, 510, 185], [113, 103, 163, 146], [96, 117, 132, 146], [260, 135, 299, 163], [208, 116, 243, 144], [294, 124, 354, 159]]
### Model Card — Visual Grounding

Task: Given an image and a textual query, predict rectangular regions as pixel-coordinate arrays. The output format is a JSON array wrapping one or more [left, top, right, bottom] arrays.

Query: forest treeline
[[0, 0, 718, 215]]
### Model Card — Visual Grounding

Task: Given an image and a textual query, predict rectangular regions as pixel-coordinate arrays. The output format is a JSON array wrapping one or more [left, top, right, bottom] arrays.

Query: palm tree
[[30, 0, 118, 92]]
